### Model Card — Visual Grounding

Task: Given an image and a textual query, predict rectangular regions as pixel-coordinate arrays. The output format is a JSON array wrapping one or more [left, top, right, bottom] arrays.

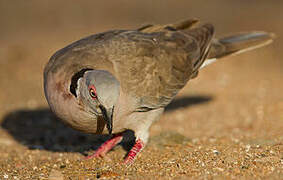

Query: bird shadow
[[165, 95, 212, 113], [0, 95, 212, 155]]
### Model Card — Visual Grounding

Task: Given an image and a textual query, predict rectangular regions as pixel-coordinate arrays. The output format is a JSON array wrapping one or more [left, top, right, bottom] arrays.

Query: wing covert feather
[[110, 30, 203, 109]]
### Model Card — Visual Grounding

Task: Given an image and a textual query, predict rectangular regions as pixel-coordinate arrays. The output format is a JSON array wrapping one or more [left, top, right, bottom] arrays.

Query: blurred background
[[0, 0, 282, 178]]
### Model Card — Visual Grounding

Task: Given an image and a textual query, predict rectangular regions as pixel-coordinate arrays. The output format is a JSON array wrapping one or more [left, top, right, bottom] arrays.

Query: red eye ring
[[88, 85, 97, 99]]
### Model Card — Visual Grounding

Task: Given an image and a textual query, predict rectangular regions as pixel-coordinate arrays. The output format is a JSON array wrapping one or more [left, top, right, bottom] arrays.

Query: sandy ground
[[0, 1, 282, 179]]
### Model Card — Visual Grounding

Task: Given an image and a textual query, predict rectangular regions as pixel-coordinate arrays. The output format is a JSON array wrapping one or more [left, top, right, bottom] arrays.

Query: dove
[[44, 19, 274, 164]]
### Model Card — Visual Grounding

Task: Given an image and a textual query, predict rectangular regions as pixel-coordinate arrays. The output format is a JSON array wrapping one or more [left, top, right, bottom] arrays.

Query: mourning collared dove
[[44, 19, 274, 164]]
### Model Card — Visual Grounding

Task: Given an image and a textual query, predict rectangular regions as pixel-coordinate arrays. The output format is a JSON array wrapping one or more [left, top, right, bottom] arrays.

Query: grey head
[[76, 70, 120, 134]]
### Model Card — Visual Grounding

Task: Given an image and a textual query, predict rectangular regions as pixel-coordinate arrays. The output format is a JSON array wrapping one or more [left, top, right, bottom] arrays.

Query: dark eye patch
[[70, 68, 93, 97]]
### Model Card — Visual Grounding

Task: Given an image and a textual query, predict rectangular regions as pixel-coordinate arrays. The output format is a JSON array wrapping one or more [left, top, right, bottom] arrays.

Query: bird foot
[[123, 139, 144, 164], [85, 134, 144, 165], [85, 134, 123, 159]]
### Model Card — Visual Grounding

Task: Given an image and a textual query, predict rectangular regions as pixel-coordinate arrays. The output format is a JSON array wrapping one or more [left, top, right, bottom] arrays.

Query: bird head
[[76, 70, 120, 134]]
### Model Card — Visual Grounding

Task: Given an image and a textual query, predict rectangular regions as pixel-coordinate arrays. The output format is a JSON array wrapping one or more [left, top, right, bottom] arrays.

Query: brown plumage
[[44, 19, 274, 164]]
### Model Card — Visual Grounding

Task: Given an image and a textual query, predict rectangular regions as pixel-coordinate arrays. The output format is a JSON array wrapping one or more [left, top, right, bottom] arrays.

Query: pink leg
[[86, 134, 123, 159], [124, 139, 144, 164]]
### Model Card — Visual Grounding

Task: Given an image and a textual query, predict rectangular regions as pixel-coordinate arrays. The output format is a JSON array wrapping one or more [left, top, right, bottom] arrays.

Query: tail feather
[[210, 31, 274, 59], [137, 19, 274, 70], [201, 31, 274, 69]]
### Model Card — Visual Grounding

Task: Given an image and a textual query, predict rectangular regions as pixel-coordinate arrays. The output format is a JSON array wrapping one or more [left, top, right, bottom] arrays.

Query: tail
[[201, 31, 275, 68]]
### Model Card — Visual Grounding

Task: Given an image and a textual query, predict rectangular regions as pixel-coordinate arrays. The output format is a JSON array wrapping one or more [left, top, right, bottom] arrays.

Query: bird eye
[[88, 86, 97, 99]]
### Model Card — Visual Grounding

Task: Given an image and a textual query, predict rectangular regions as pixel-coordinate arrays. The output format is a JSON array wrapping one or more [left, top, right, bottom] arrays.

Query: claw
[[85, 134, 123, 159], [124, 139, 144, 164]]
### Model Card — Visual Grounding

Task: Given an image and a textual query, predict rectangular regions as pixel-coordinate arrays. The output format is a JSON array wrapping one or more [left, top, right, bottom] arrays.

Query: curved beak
[[99, 105, 113, 134]]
